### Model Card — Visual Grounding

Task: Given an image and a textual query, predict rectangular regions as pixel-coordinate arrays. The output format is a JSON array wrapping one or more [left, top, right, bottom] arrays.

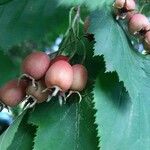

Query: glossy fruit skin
[[22, 51, 50, 80], [0, 80, 27, 107], [144, 31, 150, 51], [50, 55, 69, 66], [128, 14, 149, 34], [70, 64, 88, 91], [114, 0, 135, 9], [45, 60, 73, 91], [26, 81, 49, 103]]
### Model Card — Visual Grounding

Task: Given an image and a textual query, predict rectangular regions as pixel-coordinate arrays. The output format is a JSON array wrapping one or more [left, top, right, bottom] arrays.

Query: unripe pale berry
[[128, 14, 149, 34], [70, 64, 88, 91], [144, 31, 150, 52], [0, 80, 27, 107], [45, 60, 73, 92], [26, 81, 49, 103], [22, 51, 50, 80]]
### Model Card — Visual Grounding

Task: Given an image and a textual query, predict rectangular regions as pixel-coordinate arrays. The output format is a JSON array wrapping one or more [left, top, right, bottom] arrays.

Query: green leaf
[[94, 69, 150, 150], [59, 0, 113, 11], [8, 113, 36, 150], [0, 50, 19, 86], [0, 0, 68, 50], [28, 100, 98, 150], [141, 4, 150, 16], [0, 110, 26, 150], [137, 0, 150, 16], [0, 0, 13, 5], [89, 9, 150, 101], [28, 42, 100, 150]]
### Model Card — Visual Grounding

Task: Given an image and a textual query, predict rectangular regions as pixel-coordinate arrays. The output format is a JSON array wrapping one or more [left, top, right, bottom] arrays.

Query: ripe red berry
[[45, 60, 73, 92], [114, 0, 135, 9], [50, 55, 69, 66], [128, 14, 149, 35], [70, 64, 88, 91], [0, 80, 27, 107], [113, 0, 136, 20], [26, 81, 49, 104], [22, 51, 50, 80]]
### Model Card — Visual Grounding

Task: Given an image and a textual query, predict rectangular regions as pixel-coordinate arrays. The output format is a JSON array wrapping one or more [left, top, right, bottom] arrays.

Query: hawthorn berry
[[66, 64, 88, 102], [113, 0, 136, 20], [21, 51, 50, 86], [50, 55, 69, 66], [128, 13, 149, 35], [0, 80, 27, 107], [70, 64, 88, 91], [45, 60, 73, 96]]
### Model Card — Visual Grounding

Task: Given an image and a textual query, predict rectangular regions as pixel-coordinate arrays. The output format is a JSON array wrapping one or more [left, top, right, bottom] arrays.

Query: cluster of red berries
[[0, 51, 88, 110], [113, 0, 150, 52]]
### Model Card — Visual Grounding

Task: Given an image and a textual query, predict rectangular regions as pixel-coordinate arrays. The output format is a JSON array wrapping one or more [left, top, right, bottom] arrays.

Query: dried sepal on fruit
[[0, 80, 27, 107], [128, 13, 149, 35], [24, 80, 49, 109], [113, 0, 136, 20], [67, 64, 88, 102], [20, 51, 50, 87]]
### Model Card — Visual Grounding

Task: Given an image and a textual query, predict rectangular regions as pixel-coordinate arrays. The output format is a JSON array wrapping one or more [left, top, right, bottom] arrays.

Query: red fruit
[[70, 64, 88, 91], [22, 51, 50, 80], [0, 80, 27, 107], [50, 55, 69, 66], [114, 0, 136, 20], [114, 0, 135, 9], [144, 31, 150, 52], [26, 81, 49, 103], [45, 60, 73, 92], [128, 14, 149, 34]]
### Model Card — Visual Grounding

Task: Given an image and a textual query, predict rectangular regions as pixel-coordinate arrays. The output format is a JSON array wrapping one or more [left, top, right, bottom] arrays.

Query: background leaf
[[0, 0, 68, 50], [28, 99, 98, 150], [59, 0, 113, 11], [89, 9, 150, 101], [8, 113, 36, 150], [0, 50, 19, 86], [0, 111, 26, 150], [94, 68, 150, 150], [0, 0, 13, 5]]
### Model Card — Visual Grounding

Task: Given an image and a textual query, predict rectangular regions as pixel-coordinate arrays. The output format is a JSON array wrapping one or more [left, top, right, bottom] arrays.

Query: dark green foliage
[[0, 0, 150, 150]]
